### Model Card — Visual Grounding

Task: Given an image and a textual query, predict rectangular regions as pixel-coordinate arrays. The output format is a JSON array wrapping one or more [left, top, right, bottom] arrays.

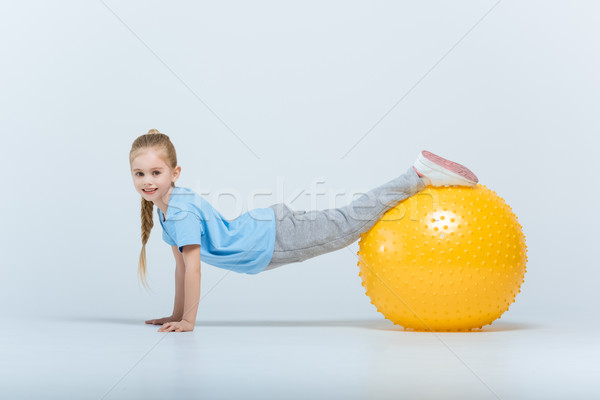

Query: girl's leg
[[264, 166, 426, 270]]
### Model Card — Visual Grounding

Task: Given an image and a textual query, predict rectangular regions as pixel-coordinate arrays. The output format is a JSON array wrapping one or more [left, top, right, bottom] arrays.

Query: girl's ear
[[172, 165, 182, 183]]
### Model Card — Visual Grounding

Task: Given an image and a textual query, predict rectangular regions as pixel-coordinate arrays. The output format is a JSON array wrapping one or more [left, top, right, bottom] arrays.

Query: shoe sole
[[420, 150, 479, 184]]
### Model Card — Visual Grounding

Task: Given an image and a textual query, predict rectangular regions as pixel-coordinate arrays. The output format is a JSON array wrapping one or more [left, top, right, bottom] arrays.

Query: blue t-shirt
[[157, 186, 276, 275]]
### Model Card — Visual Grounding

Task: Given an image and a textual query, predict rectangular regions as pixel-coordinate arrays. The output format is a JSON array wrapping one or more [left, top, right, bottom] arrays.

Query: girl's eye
[[135, 171, 161, 176]]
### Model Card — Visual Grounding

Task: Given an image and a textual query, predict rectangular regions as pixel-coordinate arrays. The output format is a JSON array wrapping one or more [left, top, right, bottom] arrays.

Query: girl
[[130, 129, 478, 332]]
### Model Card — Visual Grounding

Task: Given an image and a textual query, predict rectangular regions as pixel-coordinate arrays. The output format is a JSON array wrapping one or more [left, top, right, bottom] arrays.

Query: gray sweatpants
[[263, 166, 426, 270]]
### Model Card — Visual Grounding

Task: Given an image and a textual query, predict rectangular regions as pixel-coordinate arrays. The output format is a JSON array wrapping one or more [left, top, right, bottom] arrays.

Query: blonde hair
[[129, 129, 178, 290]]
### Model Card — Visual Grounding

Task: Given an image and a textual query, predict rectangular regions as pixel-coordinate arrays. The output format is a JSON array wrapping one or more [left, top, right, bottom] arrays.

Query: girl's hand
[[145, 315, 179, 325], [158, 320, 195, 332]]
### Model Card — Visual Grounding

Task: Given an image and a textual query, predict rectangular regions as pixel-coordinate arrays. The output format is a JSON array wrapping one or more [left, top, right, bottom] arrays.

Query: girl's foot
[[413, 150, 479, 187]]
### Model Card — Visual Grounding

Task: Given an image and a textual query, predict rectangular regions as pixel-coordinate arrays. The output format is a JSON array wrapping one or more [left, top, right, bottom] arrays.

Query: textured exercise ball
[[357, 184, 527, 331]]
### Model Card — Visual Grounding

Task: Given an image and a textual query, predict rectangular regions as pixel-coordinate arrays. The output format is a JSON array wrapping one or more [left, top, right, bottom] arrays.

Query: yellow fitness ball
[[357, 184, 527, 331]]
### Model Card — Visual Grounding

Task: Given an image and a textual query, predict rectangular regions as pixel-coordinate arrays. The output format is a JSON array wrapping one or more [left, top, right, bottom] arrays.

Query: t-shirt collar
[[159, 186, 179, 222]]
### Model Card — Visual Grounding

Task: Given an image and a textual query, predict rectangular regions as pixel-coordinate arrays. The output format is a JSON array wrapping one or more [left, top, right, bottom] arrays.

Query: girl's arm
[[171, 246, 186, 320], [145, 246, 186, 326], [158, 244, 201, 332], [180, 244, 201, 327]]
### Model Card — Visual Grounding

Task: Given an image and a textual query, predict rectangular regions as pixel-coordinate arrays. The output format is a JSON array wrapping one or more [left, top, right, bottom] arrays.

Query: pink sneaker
[[413, 150, 479, 187]]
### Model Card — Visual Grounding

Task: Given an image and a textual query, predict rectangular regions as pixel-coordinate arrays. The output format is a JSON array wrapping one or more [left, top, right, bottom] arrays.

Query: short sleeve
[[169, 211, 204, 253]]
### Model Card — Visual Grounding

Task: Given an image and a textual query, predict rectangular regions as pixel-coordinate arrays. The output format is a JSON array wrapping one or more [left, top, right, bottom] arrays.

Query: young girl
[[130, 129, 479, 332]]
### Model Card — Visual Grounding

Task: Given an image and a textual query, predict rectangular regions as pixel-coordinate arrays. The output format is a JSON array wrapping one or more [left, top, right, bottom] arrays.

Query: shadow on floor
[[370, 320, 542, 333], [47, 315, 540, 332]]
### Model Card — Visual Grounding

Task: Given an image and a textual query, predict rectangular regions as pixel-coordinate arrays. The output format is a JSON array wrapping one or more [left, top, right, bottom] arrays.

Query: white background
[[1, 1, 598, 398]]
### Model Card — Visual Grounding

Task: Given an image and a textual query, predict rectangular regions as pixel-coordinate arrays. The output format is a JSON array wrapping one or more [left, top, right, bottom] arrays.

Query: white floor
[[2, 315, 598, 399]]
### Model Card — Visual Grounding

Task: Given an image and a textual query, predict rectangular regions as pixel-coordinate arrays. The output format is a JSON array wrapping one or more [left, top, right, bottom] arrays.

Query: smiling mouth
[[143, 188, 158, 193]]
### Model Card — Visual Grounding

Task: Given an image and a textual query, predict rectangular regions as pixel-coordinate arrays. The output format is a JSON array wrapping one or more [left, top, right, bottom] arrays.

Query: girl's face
[[131, 148, 181, 204]]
